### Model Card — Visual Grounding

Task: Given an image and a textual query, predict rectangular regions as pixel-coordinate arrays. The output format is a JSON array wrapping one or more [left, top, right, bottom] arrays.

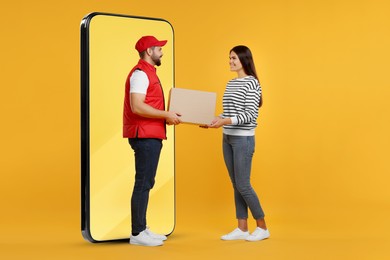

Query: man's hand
[[166, 111, 182, 125]]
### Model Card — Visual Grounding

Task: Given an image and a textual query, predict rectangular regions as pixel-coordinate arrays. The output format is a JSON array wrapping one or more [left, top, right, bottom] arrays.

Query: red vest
[[123, 59, 166, 139]]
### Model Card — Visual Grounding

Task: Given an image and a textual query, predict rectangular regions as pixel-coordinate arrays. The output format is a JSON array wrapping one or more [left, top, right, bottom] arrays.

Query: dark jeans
[[223, 134, 265, 220], [128, 138, 163, 233]]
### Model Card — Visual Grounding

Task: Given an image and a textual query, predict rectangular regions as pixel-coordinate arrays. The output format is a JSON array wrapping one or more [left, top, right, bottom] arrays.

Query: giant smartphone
[[80, 13, 175, 242]]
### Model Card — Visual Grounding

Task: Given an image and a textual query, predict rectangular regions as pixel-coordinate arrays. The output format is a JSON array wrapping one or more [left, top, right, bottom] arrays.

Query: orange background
[[1, 0, 390, 259]]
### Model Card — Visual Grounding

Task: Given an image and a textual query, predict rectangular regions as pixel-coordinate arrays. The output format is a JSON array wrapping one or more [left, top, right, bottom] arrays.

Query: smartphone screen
[[80, 13, 175, 242]]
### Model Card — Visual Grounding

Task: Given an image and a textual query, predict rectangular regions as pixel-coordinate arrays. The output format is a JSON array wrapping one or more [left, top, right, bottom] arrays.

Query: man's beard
[[152, 54, 162, 66]]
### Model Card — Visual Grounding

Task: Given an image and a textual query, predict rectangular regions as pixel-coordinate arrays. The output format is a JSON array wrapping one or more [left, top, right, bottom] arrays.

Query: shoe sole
[[221, 236, 249, 241], [130, 240, 163, 246], [245, 236, 270, 242]]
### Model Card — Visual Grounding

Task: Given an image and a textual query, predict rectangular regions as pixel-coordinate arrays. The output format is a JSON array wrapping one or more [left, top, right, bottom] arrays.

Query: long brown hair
[[230, 45, 262, 107]]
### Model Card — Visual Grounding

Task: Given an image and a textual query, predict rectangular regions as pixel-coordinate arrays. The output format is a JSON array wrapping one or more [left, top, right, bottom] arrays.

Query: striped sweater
[[222, 76, 261, 136]]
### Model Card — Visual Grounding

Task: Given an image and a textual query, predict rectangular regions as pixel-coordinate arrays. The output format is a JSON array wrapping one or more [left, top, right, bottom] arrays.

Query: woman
[[209, 45, 269, 241]]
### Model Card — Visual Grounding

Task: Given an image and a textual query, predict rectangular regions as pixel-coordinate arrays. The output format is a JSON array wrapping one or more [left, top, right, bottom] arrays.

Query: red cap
[[135, 36, 167, 53]]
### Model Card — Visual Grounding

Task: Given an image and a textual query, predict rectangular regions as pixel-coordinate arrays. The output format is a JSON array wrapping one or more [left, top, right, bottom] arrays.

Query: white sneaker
[[145, 227, 167, 241], [245, 227, 270, 241], [221, 228, 250, 240], [130, 230, 163, 246]]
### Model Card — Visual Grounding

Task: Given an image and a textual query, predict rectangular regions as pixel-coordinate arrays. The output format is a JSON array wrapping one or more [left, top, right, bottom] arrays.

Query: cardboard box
[[168, 88, 217, 125]]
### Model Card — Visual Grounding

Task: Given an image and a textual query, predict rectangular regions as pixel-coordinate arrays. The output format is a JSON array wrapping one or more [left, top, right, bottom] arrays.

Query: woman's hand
[[207, 117, 231, 128]]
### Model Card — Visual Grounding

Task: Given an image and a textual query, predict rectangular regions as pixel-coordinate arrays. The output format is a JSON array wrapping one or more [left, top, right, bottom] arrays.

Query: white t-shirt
[[129, 70, 149, 94]]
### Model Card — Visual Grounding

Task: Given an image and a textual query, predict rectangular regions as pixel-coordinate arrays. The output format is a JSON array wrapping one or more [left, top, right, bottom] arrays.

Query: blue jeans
[[128, 138, 162, 233], [223, 134, 265, 220]]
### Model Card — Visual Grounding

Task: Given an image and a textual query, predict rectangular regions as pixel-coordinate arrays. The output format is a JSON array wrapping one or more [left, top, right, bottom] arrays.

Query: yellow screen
[[85, 13, 175, 241]]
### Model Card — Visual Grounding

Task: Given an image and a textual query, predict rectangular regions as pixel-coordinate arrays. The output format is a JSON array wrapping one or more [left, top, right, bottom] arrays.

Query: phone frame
[[80, 12, 176, 243]]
